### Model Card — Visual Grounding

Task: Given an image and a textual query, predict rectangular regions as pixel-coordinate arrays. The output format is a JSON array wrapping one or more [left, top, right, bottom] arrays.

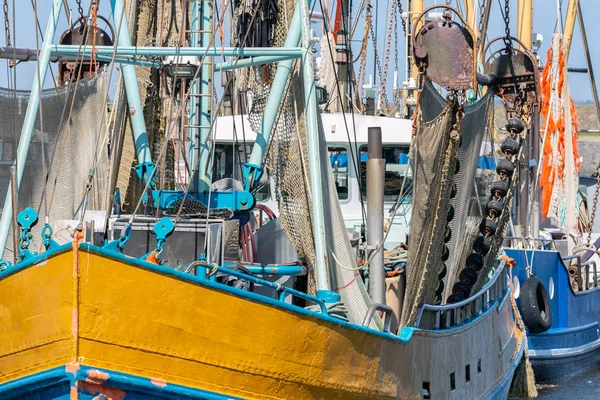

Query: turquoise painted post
[[299, 0, 332, 296], [0, 0, 63, 260], [243, 1, 304, 188], [110, 0, 154, 184], [194, 0, 213, 193], [188, 0, 200, 188]]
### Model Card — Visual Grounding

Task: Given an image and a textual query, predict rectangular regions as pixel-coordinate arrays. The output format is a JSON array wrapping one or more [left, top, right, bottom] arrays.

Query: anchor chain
[[368, 5, 388, 111], [3, 0, 10, 48], [395, 0, 407, 35], [587, 166, 600, 247], [502, 0, 511, 48], [75, 0, 85, 19]]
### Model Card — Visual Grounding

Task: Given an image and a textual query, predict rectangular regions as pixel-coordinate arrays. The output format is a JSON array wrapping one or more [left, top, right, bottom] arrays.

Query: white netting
[[0, 74, 108, 258]]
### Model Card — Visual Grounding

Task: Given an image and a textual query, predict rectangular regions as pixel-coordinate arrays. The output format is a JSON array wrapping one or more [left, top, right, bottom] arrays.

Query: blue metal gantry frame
[[0, 0, 335, 294]]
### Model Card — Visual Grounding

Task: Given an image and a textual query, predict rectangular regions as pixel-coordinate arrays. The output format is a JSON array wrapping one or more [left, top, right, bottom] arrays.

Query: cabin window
[[328, 147, 349, 200], [450, 372, 456, 391], [359, 145, 412, 202], [465, 364, 470, 382], [212, 143, 270, 202]]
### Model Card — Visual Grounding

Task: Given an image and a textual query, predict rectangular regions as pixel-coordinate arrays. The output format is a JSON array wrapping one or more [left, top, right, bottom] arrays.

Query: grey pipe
[[367, 127, 385, 305]]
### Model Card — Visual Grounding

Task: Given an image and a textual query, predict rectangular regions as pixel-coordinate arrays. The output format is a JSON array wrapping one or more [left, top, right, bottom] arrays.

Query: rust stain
[[79, 382, 125, 400], [66, 362, 81, 374], [130, 108, 137, 116], [86, 369, 110, 384], [70, 385, 78, 400], [150, 378, 167, 387]]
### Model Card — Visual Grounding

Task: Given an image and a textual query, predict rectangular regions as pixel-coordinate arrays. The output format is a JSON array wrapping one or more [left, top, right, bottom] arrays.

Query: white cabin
[[211, 113, 413, 248]]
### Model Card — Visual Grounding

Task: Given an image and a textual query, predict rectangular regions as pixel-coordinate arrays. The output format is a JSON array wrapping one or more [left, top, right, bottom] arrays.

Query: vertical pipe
[[367, 127, 385, 305], [531, 103, 541, 238], [110, 0, 153, 183], [300, 0, 330, 295], [563, 0, 578, 57], [409, 0, 423, 80], [517, 0, 533, 49], [0, 0, 63, 260], [245, 2, 304, 183], [10, 166, 18, 264], [194, 0, 214, 193]]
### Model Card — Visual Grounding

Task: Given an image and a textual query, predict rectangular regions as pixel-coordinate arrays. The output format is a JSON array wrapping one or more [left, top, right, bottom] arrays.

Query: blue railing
[[414, 259, 508, 330]]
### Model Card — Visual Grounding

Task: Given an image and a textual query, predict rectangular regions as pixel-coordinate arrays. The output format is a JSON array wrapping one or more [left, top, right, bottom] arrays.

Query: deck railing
[[562, 254, 598, 292], [414, 259, 509, 330]]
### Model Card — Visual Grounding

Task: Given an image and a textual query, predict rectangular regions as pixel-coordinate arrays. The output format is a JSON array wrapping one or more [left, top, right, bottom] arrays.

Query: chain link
[[368, 3, 387, 109], [477, 0, 487, 42], [3, 0, 10, 48], [395, 0, 407, 35], [503, 0, 511, 48], [76, 0, 85, 19], [587, 166, 600, 247]]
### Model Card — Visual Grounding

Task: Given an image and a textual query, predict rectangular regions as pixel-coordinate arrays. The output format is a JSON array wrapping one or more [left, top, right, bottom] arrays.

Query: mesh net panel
[[401, 79, 458, 327], [444, 91, 494, 298], [0, 74, 108, 259]]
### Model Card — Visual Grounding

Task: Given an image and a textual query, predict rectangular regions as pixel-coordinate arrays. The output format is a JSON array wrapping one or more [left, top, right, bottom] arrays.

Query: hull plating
[[0, 244, 523, 399]]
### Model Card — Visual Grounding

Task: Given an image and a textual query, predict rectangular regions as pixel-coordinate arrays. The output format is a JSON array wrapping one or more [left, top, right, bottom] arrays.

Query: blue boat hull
[[506, 249, 600, 383]]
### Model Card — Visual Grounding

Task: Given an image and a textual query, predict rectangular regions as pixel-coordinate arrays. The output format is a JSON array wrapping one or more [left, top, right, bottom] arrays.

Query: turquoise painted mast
[[0, 0, 63, 260]]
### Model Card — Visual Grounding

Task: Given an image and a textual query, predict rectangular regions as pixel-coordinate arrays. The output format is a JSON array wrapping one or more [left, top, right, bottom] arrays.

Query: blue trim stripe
[[0, 365, 241, 400], [78, 242, 415, 344], [0, 243, 71, 280]]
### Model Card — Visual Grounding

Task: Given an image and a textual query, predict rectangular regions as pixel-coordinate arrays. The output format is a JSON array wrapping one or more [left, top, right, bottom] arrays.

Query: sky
[[0, 0, 598, 103]]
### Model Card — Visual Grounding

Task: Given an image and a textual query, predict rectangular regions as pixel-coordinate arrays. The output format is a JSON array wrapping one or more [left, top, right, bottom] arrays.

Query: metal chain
[[378, 0, 397, 110], [587, 166, 600, 247], [75, 0, 85, 19], [477, 0, 486, 41], [395, 0, 407, 35], [368, 4, 387, 107], [3, 0, 10, 48], [503, 0, 511, 48]]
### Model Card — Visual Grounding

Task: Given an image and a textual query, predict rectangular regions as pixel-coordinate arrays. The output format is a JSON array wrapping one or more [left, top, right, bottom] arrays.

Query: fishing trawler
[[0, 0, 535, 399], [502, 0, 600, 384]]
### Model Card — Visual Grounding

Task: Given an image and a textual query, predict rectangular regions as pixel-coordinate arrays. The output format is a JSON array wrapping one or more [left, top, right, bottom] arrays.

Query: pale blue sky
[[0, 0, 598, 102]]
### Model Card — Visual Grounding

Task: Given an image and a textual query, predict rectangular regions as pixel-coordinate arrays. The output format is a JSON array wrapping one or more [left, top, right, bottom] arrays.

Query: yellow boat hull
[[0, 243, 523, 399]]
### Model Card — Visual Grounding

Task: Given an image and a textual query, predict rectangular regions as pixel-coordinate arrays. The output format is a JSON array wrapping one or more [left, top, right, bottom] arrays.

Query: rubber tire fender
[[518, 276, 552, 334]]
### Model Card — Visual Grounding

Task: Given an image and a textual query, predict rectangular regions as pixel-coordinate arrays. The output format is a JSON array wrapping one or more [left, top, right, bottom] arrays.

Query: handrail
[[362, 303, 393, 333], [414, 259, 508, 329], [191, 263, 329, 316], [504, 236, 557, 250], [563, 254, 598, 291]]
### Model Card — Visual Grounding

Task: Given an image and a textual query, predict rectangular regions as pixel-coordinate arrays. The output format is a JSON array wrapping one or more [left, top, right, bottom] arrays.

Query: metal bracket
[[243, 163, 264, 191], [134, 162, 156, 186], [41, 223, 60, 251], [104, 223, 132, 253], [16, 207, 39, 262]]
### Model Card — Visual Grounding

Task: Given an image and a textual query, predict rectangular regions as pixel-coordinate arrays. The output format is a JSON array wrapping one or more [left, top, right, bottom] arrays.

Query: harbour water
[[513, 365, 600, 399]]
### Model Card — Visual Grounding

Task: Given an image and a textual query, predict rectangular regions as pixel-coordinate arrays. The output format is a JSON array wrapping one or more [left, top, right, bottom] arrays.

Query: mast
[[408, 0, 423, 81], [516, 0, 534, 238], [563, 0, 578, 57]]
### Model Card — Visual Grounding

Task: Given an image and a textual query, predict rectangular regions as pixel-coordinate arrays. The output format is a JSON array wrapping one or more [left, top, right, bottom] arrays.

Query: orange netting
[[539, 36, 580, 219]]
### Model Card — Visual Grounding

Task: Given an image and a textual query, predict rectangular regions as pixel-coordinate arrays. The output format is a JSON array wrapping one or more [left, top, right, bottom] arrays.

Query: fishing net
[[0, 74, 108, 259], [401, 79, 458, 327]]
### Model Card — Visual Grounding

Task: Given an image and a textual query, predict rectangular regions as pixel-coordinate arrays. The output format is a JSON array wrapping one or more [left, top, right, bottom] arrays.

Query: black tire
[[447, 205, 455, 222], [473, 236, 491, 256], [447, 293, 465, 304], [479, 218, 497, 236], [435, 279, 445, 296], [490, 180, 509, 198], [438, 263, 448, 279], [501, 139, 519, 156], [486, 200, 504, 218], [450, 182, 457, 198], [459, 267, 478, 287], [518, 276, 552, 334], [466, 253, 484, 271], [506, 117, 525, 133], [452, 281, 471, 298], [496, 159, 515, 178], [444, 225, 452, 243], [442, 245, 450, 261], [455, 159, 460, 174]]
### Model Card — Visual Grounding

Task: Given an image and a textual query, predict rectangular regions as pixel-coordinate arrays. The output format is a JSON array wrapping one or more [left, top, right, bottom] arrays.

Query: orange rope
[[539, 38, 580, 219], [91, 1, 99, 78]]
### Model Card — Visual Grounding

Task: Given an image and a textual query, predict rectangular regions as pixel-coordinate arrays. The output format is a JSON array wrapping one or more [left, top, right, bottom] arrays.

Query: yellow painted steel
[[0, 245, 523, 400], [517, 0, 533, 50], [409, 0, 424, 79], [563, 0, 579, 58], [0, 251, 73, 384], [76, 249, 406, 399]]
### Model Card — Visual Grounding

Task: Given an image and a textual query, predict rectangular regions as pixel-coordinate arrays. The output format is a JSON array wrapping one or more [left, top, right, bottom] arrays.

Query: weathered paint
[[0, 244, 524, 399], [86, 370, 110, 384], [151, 378, 167, 387], [80, 381, 125, 400]]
